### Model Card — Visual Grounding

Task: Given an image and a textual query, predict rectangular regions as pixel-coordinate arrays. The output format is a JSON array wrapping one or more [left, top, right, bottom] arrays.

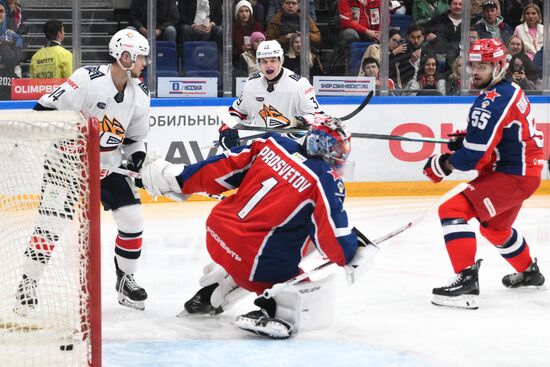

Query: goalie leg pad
[[210, 273, 249, 311], [141, 153, 184, 197], [273, 273, 336, 334]]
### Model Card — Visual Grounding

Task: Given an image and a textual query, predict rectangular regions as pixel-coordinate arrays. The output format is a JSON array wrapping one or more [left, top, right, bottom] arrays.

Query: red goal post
[[0, 111, 101, 367]]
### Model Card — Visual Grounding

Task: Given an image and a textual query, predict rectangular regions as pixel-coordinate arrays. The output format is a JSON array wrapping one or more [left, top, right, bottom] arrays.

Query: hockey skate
[[177, 284, 224, 317], [502, 258, 546, 289], [115, 258, 147, 311], [13, 274, 38, 315], [235, 309, 292, 339], [431, 259, 482, 310]]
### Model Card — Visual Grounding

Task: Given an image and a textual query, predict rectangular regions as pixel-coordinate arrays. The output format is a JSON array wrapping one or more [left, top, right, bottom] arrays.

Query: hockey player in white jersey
[[219, 40, 321, 149], [15, 29, 151, 312]]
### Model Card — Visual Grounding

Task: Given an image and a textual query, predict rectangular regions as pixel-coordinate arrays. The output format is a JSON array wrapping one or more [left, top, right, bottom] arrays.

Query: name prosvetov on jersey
[[259, 146, 312, 192]]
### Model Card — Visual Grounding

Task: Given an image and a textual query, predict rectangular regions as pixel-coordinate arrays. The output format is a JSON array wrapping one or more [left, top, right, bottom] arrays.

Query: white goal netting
[[0, 111, 100, 367]]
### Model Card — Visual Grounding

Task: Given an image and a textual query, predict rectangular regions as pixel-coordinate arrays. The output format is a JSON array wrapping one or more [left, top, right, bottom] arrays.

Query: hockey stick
[[262, 182, 469, 299], [216, 91, 374, 130], [101, 165, 226, 201], [337, 90, 373, 121], [231, 124, 450, 144]]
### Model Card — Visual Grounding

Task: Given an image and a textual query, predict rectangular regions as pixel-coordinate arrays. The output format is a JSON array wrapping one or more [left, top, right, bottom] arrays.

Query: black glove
[[447, 129, 466, 152], [127, 151, 146, 188], [219, 127, 240, 150]]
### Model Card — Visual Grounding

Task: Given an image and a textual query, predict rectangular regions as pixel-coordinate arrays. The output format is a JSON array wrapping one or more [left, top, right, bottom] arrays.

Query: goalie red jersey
[[176, 134, 358, 290]]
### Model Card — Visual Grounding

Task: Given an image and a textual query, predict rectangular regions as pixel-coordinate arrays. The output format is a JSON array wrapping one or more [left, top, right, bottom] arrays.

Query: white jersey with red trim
[[229, 67, 321, 128], [36, 64, 150, 170]]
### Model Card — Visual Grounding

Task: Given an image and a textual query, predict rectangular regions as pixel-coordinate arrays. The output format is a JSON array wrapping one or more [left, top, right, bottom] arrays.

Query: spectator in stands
[[445, 55, 462, 95], [533, 46, 543, 80], [128, 0, 178, 42], [238, 31, 265, 76], [178, 0, 223, 47], [412, 0, 448, 25], [267, 0, 316, 22], [338, 0, 381, 47], [5, 0, 20, 31], [506, 35, 527, 57], [513, 4, 543, 60], [0, 0, 22, 99], [405, 54, 445, 95], [423, 0, 463, 72], [233, 0, 263, 67], [30, 20, 72, 79], [266, 0, 320, 50], [503, 0, 543, 29], [474, 1, 512, 44], [506, 53, 539, 91], [359, 29, 403, 65], [388, 23, 429, 89], [359, 57, 396, 94], [284, 32, 324, 76]]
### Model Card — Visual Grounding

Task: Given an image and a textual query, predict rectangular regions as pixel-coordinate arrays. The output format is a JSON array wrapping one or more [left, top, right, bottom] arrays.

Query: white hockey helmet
[[109, 29, 150, 69], [256, 40, 284, 64]]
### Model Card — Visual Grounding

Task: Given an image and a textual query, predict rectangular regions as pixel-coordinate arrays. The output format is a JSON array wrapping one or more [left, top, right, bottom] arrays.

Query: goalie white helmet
[[109, 29, 150, 70]]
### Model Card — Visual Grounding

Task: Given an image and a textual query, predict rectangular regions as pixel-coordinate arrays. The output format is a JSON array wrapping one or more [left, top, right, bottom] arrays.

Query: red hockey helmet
[[468, 38, 508, 79]]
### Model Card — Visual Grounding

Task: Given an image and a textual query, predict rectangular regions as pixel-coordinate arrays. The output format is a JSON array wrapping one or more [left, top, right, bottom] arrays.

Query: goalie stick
[[262, 182, 469, 299], [101, 164, 226, 201]]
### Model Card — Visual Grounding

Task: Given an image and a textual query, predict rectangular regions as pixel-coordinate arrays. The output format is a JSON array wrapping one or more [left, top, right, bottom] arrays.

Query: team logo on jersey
[[99, 115, 126, 151], [256, 97, 264, 101], [481, 100, 490, 109], [259, 104, 291, 128], [84, 66, 105, 80], [97, 102, 106, 109], [483, 89, 501, 102]]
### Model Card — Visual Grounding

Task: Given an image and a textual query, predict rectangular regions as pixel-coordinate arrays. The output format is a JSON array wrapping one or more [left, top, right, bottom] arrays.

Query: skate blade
[[234, 316, 292, 339], [176, 308, 223, 318], [12, 304, 37, 317], [431, 294, 479, 310], [118, 294, 145, 311], [504, 284, 548, 291]]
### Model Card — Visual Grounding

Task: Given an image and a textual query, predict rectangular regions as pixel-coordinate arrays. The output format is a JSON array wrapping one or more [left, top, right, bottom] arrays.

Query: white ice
[[101, 195, 550, 367]]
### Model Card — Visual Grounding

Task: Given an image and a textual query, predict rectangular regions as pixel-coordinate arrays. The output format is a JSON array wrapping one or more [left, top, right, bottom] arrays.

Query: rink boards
[[1, 96, 549, 198]]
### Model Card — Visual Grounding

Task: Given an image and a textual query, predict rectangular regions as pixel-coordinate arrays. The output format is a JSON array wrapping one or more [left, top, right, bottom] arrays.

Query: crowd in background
[[1, 0, 548, 99]]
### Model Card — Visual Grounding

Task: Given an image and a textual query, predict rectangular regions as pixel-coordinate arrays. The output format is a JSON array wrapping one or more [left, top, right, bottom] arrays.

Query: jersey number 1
[[238, 177, 278, 219]]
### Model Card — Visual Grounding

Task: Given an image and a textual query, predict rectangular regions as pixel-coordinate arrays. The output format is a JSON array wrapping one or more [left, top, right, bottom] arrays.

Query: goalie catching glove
[[140, 152, 189, 200], [344, 227, 380, 285]]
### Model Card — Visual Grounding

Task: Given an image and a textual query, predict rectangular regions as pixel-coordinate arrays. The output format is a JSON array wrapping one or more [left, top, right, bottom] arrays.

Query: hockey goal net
[[0, 111, 101, 367]]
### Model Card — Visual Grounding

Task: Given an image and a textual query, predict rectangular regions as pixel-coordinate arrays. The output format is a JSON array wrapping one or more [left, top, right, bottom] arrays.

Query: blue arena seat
[[183, 41, 219, 75], [156, 40, 177, 50], [348, 42, 374, 76], [157, 47, 178, 75], [390, 15, 412, 38]]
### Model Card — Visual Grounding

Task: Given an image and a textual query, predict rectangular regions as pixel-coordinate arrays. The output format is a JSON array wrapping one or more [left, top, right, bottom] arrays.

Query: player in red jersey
[[141, 115, 377, 338], [423, 38, 545, 310]]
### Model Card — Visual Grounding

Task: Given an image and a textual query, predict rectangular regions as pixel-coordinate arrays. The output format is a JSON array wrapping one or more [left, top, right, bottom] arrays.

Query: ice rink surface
[[100, 194, 550, 367]]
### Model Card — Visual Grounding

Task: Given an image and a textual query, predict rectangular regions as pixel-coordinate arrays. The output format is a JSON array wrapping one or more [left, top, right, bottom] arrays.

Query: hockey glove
[[423, 153, 452, 183], [344, 227, 380, 286], [219, 124, 240, 150], [127, 151, 146, 188], [447, 129, 466, 152]]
